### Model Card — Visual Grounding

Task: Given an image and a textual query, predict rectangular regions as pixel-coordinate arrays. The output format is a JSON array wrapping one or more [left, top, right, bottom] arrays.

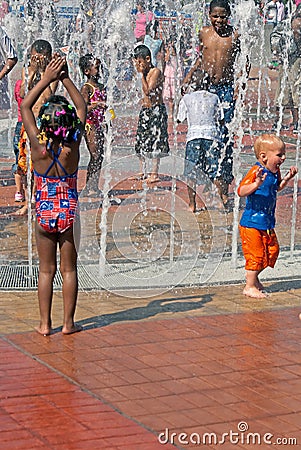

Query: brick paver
[[1, 285, 301, 449]]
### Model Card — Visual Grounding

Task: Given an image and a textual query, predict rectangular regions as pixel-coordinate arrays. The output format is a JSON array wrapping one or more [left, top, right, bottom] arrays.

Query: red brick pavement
[[1, 305, 301, 449]]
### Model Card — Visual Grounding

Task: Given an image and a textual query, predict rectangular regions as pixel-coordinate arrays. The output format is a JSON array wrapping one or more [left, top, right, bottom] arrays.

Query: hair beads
[[37, 95, 81, 144]]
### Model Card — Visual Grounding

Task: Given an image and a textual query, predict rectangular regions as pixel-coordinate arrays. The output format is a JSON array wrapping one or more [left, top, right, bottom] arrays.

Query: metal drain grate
[[1, 249, 300, 291], [0, 265, 62, 290], [0, 258, 224, 291]]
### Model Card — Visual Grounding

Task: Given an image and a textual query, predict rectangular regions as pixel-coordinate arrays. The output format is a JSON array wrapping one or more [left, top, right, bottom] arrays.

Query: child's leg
[[148, 158, 160, 183], [244, 270, 267, 298], [239, 226, 270, 298], [187, 181, 196, 213], [14, 172, 24, 200], [85, 126, 104, 192], [35, 223, 58, 335], [214, 177, 228, 206], [15, 172, 34, 215], [15, 175, 28, 215], [59, 225, 82, 334], [129, 156, 147, 180]]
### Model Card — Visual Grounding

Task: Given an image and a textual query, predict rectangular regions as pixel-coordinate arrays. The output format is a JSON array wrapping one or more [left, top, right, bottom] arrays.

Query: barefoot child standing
[[177, 80, 224, 212], [21, 55, 86, 335], [238, 134, 298, 298], [79, 54, 107, 195], [132, 44, 169, 183]]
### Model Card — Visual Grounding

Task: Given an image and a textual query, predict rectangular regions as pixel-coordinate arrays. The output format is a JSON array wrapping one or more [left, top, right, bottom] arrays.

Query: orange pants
[[239, 226, 279, 271]]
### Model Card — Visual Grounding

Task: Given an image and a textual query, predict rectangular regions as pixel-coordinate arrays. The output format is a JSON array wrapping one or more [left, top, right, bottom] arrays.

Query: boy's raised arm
[[60, 62, 87, 125]]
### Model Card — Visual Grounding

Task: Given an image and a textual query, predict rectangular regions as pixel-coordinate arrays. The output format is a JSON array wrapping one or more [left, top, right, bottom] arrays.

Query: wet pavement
[[1, 286, 301, 449], [0, 67, 301, 449]]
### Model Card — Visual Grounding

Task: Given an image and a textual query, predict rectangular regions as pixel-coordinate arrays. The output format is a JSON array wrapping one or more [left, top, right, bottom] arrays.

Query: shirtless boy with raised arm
[[182, 0, 244, 205], [132, 44, 169, 183]]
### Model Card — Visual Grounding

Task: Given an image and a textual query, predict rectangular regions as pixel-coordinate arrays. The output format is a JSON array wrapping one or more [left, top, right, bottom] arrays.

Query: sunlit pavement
[[0, 67, 301, 449]]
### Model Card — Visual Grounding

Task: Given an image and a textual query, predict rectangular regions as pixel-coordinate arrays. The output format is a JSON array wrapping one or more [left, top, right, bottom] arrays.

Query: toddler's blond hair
[[254, 134, 285, 159]]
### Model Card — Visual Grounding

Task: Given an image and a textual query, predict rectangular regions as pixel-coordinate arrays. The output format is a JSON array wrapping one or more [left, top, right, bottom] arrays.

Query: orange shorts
[[239, 225, 279, 271]]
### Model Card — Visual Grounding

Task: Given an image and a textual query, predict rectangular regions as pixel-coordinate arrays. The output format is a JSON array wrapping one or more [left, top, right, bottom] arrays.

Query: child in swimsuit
[[20, 54, 87, 336], [238, 134, 297, 299], [79, 54, 107, 195]]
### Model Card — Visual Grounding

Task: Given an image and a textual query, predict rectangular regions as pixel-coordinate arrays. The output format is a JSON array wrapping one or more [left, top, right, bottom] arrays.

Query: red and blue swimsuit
[[34, 146, 78, 233]]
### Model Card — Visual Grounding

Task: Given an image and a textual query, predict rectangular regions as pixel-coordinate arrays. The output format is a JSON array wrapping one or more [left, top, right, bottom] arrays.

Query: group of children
[[131, 0, 298, 301], [13, 42, 107, 213], [8, 0, 300, 335]]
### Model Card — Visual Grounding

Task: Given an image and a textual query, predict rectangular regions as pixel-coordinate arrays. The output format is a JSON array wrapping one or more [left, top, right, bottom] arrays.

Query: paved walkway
[[1, 285, 301, 449]]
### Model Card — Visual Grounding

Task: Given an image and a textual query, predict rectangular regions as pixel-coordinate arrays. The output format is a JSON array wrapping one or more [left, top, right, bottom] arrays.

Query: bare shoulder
[[199, 26, 212, 39], [149, 67, 162, 78], [81, 83, 92, 94]]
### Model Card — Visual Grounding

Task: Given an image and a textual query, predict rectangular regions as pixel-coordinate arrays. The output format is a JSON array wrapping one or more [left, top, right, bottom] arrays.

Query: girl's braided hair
[[37, 95, 81, 144]]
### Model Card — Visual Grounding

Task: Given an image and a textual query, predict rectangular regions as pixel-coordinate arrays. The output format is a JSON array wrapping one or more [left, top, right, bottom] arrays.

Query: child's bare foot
[[147, 175, 160, 184], [35, 325, 52, 336], [299, 313, 301, 321], [14, 205, 28, 216], [188, 203, 196, 213], [243, 287, 268, 298], [62, 324, 83, 335], [221, 194, 228, 206], [128, 173, 147, 181]]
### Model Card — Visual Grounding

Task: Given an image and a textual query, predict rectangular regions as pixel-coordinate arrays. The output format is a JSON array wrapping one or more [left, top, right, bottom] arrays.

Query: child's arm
[[278, 166, 298, 191], [238, 166, 267, 197], [20, 56, 75, 143], [80, 84, 106, 113], [181, 58, 201, 95], [20, 55, 86, 146], [181, 32, 204, 95], [59, 60, 87, 126], [20, 60, 58, 99], [141, 67, 161, 97], [176, 97, 187, 123]]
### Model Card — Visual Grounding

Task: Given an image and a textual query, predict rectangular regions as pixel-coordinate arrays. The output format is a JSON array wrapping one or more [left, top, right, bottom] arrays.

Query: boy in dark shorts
[[132, 44, 169, 183]]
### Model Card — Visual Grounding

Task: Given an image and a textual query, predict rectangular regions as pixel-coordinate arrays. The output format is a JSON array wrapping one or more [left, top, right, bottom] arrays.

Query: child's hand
[[52, 52, 69, 80], [255, 166, 267, 185], [134, 58, 146, 74], [284, 166, 298, 181], [29, 54, 49, 73], [44, 55, 67, 82], [91, 100, 106, 109]]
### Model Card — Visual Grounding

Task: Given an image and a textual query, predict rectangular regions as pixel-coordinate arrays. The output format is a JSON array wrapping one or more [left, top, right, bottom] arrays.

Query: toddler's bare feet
[[35, 325, 52, 336], [188, 203, 196, 213], [243, 287, 268, 298], [62, 324, 83, 335]]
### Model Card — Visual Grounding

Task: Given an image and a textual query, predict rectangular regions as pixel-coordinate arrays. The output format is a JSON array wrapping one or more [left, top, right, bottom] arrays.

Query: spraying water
[[1, 0, 299, 292]]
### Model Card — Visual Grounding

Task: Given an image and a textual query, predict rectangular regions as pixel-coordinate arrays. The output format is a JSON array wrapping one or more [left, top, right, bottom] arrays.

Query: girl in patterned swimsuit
[[79, 54, 107, 195], [20, 55, 86, 336]]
